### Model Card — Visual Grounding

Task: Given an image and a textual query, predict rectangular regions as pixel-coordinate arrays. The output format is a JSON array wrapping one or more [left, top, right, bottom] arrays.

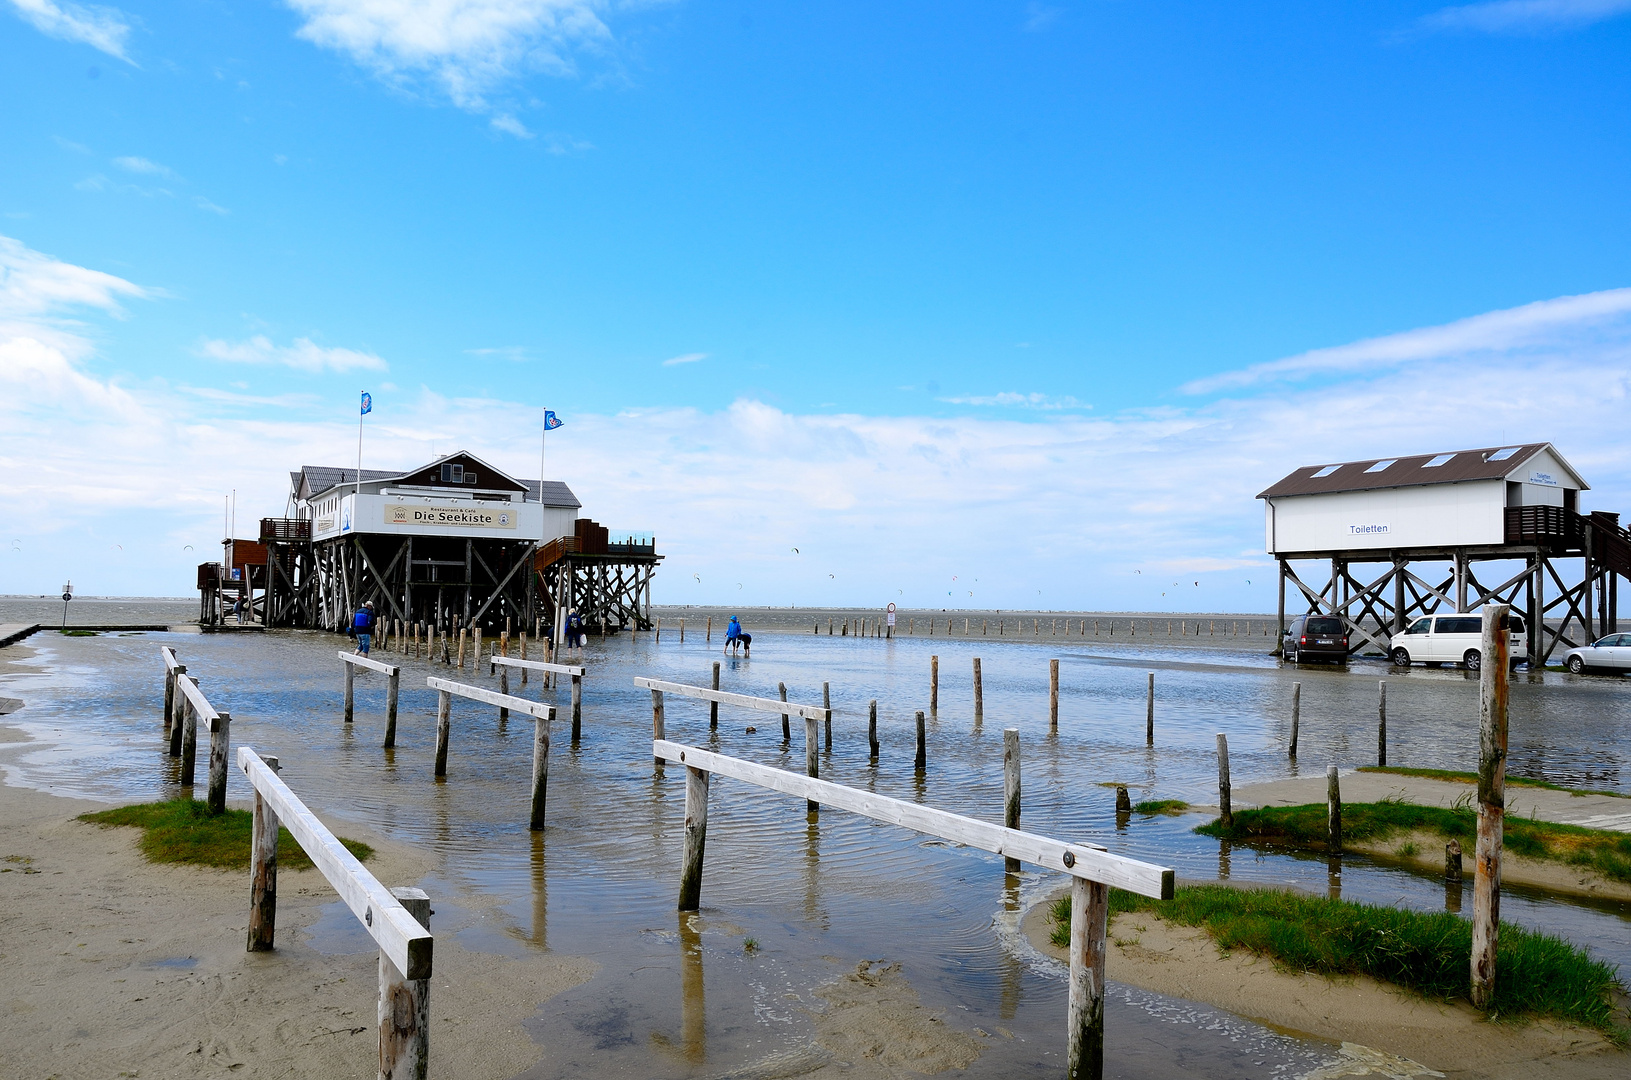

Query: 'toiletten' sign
[[385, 503, 518, 529]]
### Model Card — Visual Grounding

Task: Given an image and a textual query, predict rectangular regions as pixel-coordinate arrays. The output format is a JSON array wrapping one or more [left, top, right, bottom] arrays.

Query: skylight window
[[1488, 447, 1520, 461], [1312, 465, 1341, 478], [1365, 459, 1396, 473], [1423, 454, 1455, 468]]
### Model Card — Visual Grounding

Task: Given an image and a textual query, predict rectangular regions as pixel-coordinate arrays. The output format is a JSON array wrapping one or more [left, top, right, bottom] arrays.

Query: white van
[[1388, 612, 1527, 670]]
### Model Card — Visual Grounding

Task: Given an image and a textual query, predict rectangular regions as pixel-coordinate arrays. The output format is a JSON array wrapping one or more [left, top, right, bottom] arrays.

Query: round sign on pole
[[62, 592, 73, 603], [886, 602, 896, 628]]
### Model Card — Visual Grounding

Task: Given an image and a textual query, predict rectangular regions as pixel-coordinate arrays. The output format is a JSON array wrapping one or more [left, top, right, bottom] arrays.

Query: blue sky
[[4, 1, 1631, 610]]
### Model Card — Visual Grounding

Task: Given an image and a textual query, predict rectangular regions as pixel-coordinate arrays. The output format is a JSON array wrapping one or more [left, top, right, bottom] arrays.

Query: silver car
[[1564, 634, 1631, 674]]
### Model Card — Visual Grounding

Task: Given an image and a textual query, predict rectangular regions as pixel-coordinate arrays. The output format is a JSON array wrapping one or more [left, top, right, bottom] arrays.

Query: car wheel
[[1464, 649, 1482, 671], [1391, 647, 1411, 667], [1567, 655, 1585, 675]]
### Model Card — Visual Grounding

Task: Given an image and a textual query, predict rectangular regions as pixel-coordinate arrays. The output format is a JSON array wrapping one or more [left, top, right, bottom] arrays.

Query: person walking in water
[[565, 610, 584, 649], [724, 615, 751, 656], [352, 601, 376, 656]]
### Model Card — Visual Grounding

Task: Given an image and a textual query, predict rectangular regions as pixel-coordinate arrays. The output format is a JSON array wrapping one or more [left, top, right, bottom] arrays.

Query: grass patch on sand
[[80, 797, 373, 871], [1050, 884, 1625, 1033], [1358, 765, 1629, 799], [59, 629, 98, 637], [1131, 799, 1190, 815], [1197, 801, 1631, 885]]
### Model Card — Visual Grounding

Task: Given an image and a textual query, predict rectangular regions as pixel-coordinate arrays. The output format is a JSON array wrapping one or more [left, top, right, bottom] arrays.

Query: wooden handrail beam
[[338, 651, 401, 676], [636, 677, 827, 722], [160, 645, 182, 673], [489, 655, 586, 677], [176, 672, 221, 730], [427, 676, 552, 720], [236, 747, 433, 979], [654, 739, 1173, 898]]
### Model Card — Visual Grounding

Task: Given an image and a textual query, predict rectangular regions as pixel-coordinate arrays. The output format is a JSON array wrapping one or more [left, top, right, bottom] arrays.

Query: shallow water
[[2, 622, 1629, 1078]]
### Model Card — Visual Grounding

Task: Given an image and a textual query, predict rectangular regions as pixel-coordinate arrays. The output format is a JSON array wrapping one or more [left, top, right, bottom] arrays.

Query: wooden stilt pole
[[1066, 876, 1108, 1080], [679, 765, 709, 910], [247, 755, 281, 951]]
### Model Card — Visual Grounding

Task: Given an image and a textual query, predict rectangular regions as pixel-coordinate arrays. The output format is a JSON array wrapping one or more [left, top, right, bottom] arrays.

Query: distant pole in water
[[930, 655, 939, 713], [1049, 659, 1060, 734], [1145, 673, 1154, 745], [1472, 603, 1510, 1009], [1289, 682, 1301, 759], [914, 710, 927, 771], [707, 615, 711, 643], [973, 658, 983, 721], [1377, 680, 1387, 767]]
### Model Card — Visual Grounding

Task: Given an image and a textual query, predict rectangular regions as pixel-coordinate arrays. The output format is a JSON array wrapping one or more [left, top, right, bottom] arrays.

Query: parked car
[[1388, 612, 1527, 670], [1563, 634, 1631, 675], [1282, 614, 1348, 663]]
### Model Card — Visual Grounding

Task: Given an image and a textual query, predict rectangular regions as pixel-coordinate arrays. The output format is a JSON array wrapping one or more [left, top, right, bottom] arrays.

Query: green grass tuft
[[1197, 801, 1631, 885], [59, 629, 98, 637], [80, 797, 373, 870], [1358, 766, 1629, 800], [1131, 799, 1190, 815], [1049, 884, 1625, 1033]]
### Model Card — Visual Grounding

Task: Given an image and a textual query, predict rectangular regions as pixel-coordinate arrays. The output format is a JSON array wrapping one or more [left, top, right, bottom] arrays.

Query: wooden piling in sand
[[1003, 728, 1021, 872], [1327, 766, 1342, 853], [247, 755, 281, 951], [1289, 682, 1301, 758], [914, 710, 927, 770], [1377, 680, 1387, 767], [1216, 733, 1232, 829], [1472, 604, 1510, 1009], [1050, 659, 1060, 733]]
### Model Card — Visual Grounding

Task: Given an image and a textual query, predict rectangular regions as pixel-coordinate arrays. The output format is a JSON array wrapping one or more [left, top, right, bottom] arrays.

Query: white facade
[[312, 491, 575, 543], [1266, 481, 1506, 554]]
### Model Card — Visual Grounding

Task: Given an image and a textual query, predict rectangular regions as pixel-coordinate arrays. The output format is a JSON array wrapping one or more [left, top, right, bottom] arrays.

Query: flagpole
[[539, 408, 547, 502], [356, 399, 364, 501]]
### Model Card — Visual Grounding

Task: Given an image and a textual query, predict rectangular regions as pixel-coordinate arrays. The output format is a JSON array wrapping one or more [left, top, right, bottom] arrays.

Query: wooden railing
[[653, 739, 1172, 1080], [489, 655, 586, 738], [340, 651, 402, 746], [258, 517, 312, 541], [236, 747, 433, 1077], [426, 676, 554, 829], [160, 651, 231, 813], [634, 675, 829, 782]]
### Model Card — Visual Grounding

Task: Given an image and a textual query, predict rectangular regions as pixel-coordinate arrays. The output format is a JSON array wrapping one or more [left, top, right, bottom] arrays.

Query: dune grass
[[1197, 800, 1631, 885], [1049, 884, 1625, 1034], [1358, 765, 1629, 799], [81, 797, 372, 871]]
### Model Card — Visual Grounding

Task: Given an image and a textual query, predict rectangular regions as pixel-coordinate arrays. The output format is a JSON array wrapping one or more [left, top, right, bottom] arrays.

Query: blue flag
[[360, 392, 372, 415], [543, 409, 563, 430]]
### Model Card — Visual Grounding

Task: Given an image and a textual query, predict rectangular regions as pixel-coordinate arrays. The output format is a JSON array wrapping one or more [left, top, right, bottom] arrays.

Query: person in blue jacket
[[565, 610, 583, 648], [724, 615, 751, 656], [352, 601, 376, 655]]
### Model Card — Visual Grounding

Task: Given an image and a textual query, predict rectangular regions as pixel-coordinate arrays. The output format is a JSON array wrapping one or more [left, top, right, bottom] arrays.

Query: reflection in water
[[1000, 872, 1024, 1021], [530, 831, 547, 949], [1445, 876, 1463, 914], [1326, 855, 1342, 899], [679, 914, 705, 1063], [1218, 838, 1232, 880], [803, 817, 824, 929]]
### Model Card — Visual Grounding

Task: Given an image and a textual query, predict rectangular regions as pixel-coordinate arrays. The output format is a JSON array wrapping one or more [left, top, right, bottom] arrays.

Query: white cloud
[[662, 352, 706, 367], [1183, 286, 1631, 393], [939, 391, 1087, 409], [6, 0, 133, 61], [284, 0, 611, 110], [197, 335, 388, 373], [1421, 0, 1631, 32], [0, 233, 148, 319], [489, 113, 534, 138], [192, 196, 230, 215], [114, 155, 173, 177]]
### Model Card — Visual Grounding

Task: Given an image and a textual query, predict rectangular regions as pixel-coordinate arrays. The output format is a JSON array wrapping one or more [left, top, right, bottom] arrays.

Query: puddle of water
[[2, 623, 1628, 1078]]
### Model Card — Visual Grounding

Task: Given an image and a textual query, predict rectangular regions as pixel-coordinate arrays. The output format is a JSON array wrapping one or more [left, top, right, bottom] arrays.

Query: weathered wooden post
[[497, 663, 510, 724], [208, 710, 231, 814], [434, 689, 452, 778], [1115, 786, 1131, 814], [710, 662, 720, 729], [779, 682, 790, 741], [379, 887, 431, 1080], [168, 664, 187, 753], [385, 666, 400, 748], [1377, 680, 1387, 767], [1472, 603, 1510, 1009], [652, 688, 667, 770], [565, 670, 581, 740], [1445, 839, 1463, 882], [973, 658, 983, 720], [1066, 875, 1109, 1080], [1327, 765, 1342, 853], [344, 659, 355, 724], [519, 631, 528, 684], [680, 617, 685, 643], [914, 710, 927, 771], [1216, 733, 1231, 829], [1145, 672, 1154, 745], [162, 658, 176, 731], [823, 682, 832, 749], [247, 754, 281, 952], [930, 654, 939, 713], [456, 628, 466, 669], [868, 699, 879, 760], [181, 678, 199, 785], [1049, 659, 1060, 733], [1003, 728, 1021, 872], [1289, 682, 1301, 758], [804, 714, 820, 814], [529, 708, 551, 831], [679, 764, 709, 910]]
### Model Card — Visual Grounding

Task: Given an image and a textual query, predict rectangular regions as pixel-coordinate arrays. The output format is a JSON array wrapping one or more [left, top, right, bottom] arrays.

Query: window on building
[[1312, 464, 1340, 478], [1365, 459, 1396, 473], [1423, 454, 1455, 468]]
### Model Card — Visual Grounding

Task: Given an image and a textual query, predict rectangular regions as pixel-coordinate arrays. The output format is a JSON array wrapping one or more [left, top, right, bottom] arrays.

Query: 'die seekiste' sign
[[385, 503, 518, 529]]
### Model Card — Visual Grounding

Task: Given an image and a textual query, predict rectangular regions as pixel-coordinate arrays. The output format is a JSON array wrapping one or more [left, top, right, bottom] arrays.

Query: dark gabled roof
[[1257, 443, 1583, 499], [293, 459, 581, 508], [521, 480, 582, 509]]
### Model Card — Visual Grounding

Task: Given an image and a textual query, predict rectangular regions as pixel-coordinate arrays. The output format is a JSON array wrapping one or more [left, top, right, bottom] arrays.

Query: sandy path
[[1021, 888, 1629, 1080], [0, 731, 596, 1080]]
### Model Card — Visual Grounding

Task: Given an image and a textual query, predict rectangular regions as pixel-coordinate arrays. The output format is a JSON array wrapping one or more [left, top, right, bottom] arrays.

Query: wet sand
[[1020, 888, 1630, 1080], [0, 724, 596, 1080]]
